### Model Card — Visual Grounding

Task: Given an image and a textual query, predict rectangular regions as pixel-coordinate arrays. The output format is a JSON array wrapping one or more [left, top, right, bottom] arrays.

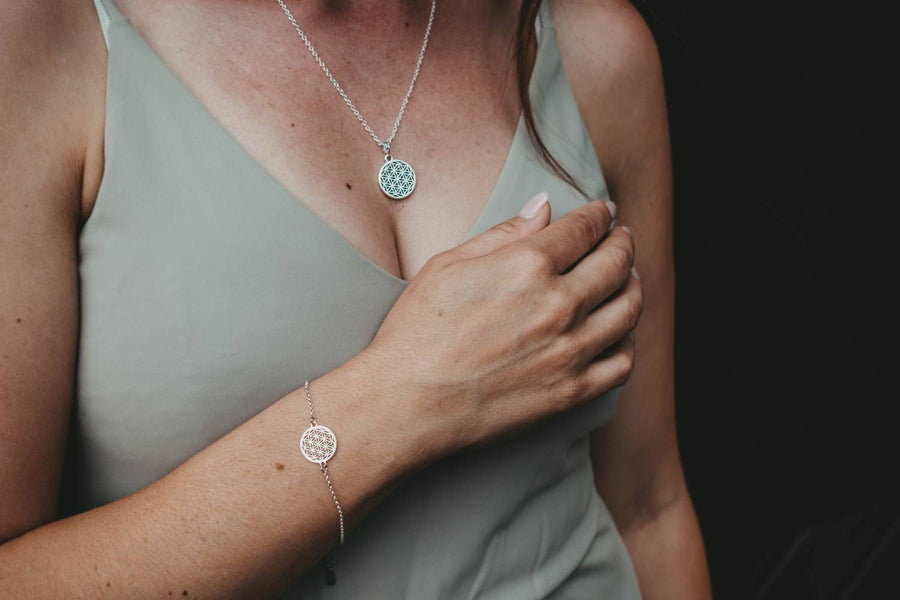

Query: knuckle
[[624, 295, 643, 330], [611, 347, 635, 386], [543, 285, 579, 330], [557, 373, 586, 407], [423, 251, 451, 272], [553, 333, 583, 368], [491, 220, 522, 238], [513, 243, 555, 276], [570, 210, 601, 246], [606, 243, 633, 277]]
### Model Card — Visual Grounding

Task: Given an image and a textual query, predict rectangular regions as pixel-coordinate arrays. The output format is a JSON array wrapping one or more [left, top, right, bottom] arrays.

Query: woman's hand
[[360, 194, 643, 459]]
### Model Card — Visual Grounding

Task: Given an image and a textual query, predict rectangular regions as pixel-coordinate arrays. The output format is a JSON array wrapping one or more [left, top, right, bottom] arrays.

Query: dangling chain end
[[324, 549, 338, 585]]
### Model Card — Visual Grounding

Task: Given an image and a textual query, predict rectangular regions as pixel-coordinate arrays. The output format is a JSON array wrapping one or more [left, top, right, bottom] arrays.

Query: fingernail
[[631, 266, 640, 281], [604, 200, 617, 219], [519, 191, 549, 218], [621, 225, 633, 236]]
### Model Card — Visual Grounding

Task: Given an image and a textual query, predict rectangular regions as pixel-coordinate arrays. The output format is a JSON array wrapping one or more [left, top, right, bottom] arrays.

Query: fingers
[[451, 192, 552, 261], [569, 270, 643, 364], [579, 330, 636, 401], [524, 199, 616, 273], [562, 225, 635, 318]]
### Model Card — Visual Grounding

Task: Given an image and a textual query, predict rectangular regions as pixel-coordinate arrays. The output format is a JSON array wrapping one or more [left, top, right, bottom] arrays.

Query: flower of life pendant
[[300, 425, 338, 463], [276, 0, 436, 202], [377, 142, 416, 199]]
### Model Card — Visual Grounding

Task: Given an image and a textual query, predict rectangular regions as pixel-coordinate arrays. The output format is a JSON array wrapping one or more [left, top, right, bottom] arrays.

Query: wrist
[[310, 350, 443, 484]]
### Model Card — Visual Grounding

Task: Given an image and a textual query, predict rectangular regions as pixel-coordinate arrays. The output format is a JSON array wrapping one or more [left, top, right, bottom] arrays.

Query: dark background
[[633, 1, 899, 598]]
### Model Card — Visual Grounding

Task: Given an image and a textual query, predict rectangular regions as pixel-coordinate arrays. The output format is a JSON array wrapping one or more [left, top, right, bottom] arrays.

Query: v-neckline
[[104, 3, 551, 286]]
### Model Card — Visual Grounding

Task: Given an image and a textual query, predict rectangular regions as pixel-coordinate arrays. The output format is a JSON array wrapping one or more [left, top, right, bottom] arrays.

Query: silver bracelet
[[300, 379, 345, 585]]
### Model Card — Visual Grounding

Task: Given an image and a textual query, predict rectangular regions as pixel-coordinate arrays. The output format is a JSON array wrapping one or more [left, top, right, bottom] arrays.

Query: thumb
[[452, 191, 551, 260]]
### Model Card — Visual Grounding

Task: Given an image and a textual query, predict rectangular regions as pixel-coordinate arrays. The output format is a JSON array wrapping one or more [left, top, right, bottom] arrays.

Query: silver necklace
[[275, 0, 437, 200]]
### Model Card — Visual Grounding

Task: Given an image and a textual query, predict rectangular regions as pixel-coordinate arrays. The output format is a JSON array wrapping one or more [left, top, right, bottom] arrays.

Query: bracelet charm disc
[[300, 425, 338, 463]]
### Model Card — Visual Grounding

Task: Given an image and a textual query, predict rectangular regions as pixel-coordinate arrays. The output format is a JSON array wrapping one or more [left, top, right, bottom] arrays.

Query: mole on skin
[[275, 462, 285, 471], [346, 182, 352, 190]]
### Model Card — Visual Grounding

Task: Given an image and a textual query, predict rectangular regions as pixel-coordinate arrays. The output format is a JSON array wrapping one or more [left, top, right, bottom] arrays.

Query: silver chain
[[275, 0, 437, 154], [304, 380, 345, 546]]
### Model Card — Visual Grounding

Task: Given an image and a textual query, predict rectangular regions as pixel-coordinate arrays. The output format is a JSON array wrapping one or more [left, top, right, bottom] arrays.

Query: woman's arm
[[1, 364, 433, 599], [554, 1, 713, 598]]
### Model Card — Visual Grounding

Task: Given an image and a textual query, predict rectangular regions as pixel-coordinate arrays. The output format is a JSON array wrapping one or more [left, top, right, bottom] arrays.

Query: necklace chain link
[[275, 0, 437, 153]]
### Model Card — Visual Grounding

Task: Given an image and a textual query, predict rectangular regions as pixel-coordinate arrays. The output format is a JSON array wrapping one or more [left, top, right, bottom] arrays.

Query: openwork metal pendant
[[300, 425, 337, 463], [378, 157, 417, 199]]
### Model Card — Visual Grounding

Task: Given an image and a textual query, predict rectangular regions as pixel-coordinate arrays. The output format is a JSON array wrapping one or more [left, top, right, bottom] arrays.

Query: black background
[[632, 1, 899, 598]]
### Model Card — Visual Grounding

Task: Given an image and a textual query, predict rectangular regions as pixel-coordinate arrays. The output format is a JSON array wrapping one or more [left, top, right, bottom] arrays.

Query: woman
[[0, 0, 711, 597]]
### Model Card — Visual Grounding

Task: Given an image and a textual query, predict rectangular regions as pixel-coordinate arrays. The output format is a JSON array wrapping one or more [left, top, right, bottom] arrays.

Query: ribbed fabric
[[73, 1, 642, 597]]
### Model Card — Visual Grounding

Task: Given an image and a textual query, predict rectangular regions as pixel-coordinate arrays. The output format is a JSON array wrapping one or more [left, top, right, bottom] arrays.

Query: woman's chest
[[82, 1, 528, 281]]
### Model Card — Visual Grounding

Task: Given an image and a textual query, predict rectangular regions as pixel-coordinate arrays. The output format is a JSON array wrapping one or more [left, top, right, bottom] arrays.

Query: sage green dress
[[73, 0, 643, 597]]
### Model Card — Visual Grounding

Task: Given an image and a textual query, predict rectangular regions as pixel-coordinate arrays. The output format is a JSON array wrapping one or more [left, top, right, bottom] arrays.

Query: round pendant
[[300, 425, 337, 463], [378, 158, 417, 199]]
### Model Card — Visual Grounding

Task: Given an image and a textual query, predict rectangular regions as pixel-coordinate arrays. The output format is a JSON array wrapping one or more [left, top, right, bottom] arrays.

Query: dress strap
[[536, 2, 544, 43], [536, 0, 554, 42], [91, 0, 125, 49]]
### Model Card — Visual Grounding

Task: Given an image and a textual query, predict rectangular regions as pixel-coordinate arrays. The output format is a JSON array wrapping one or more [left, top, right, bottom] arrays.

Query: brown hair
[[514, 0, 588, 198]]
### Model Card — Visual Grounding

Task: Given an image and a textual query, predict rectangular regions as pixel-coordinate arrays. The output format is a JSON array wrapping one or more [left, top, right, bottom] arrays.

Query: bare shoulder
[[549, 0, 668, 187], [550, 0, 661, 78], [1, 0, 107, 224], [0, 0, 106, 120]]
